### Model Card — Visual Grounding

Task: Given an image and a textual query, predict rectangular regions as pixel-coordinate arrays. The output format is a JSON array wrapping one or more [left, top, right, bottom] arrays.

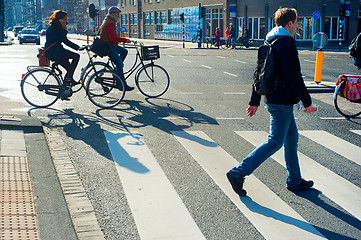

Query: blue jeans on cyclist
[[108, 45, 134, 91]]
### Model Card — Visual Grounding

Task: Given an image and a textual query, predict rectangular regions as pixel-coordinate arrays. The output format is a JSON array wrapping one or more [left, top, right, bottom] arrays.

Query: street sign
[[90, 21, 94, 26], [120, 26, 127, 33], [312, 11, 321, 20]]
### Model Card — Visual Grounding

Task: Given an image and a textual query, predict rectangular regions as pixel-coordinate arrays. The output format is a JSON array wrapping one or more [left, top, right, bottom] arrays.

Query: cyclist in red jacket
[[99, 6, 134, 91]]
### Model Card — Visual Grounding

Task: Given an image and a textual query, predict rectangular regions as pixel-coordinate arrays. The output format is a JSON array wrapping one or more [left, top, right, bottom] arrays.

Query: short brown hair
[[274, 8, 297, 27]]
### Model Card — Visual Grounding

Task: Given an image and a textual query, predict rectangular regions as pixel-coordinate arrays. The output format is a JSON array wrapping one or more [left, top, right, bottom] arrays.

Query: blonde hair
[[46, 10, 67, 25]]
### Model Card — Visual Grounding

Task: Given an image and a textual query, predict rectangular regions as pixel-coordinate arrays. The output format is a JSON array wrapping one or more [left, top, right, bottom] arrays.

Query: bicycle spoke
[[136, 64, 170, 98]]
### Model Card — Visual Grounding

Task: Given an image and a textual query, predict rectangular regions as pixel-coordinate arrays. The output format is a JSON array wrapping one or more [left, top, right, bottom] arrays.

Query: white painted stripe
[[320, 117, 347, 120], [167, 55, 175, 58], [235, 60, 247, 64], [304, 59, 316, 63], [201, 64, 212, 69], [216, 117, 244, 120], [299, 130, 361, 166], [158, 117, 189, 120], [104, 131, 206, 240], [236, 131, 361, 221], [223, 72, 238, 77], [182, 59, 192, 63], [350, 130, 361, 136], [224, 92, 246, 95], [217, 56, 226, 59], [172, 131, 325, 240]]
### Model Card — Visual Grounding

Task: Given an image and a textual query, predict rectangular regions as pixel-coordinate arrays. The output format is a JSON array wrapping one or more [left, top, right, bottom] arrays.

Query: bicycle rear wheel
[[334, 81, 361, 118], [21, 68, 60, 108], [136, 64, 170, 98], [86, 69, 125, 109]]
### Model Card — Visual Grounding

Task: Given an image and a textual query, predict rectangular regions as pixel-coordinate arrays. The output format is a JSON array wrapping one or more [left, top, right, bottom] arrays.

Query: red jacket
[[106, 23, 128, 43]]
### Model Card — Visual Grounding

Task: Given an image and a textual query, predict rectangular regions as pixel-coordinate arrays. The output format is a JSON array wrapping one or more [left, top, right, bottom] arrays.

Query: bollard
[[314, 49, 324, 83], [122, 33, 125, 47], [87, 35, 89, 45]]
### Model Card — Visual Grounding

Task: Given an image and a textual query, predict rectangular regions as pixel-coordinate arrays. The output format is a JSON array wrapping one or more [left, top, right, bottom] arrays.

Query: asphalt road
[[1, 32, 361, 240]]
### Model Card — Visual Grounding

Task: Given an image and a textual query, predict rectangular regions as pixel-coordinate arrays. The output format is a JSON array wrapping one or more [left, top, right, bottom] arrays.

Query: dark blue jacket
[[44, 22, 79, 62], [249, 28, 312, 108]]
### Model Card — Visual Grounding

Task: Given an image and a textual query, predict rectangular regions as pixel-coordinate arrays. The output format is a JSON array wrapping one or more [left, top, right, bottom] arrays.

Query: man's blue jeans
[[108, 46, 128, 83], [229, 104, 301, 187]]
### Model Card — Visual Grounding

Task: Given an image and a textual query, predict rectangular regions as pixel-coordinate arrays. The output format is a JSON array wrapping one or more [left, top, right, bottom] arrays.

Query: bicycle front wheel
[[80, 61, 114, 91], [334, 81, 361, 118], [136, 64, 170, 98], [21, 68, 60, 108], [86, 69, 125, 109]]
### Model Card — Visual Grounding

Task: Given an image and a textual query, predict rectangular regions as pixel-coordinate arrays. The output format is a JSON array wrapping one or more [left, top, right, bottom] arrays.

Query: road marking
[[104, 131, 206, 240], [182, 59, 192, 63], [216, 117, 244, 120], [350, 130, 361, 136], [320, 117, 347, 120], [304, 59, 316, 63], [224, 92, 246, 95], [299, 130, 361, 167], [217, 56, 226, 59], [158, 117, 189, 120], [236, 131, 361, 220], [235, 60, 247, 64], [201, 64, 212, 69], [172, 131, 325, 240], [167, 55, 175, 58], [223, 72, 238, 77]]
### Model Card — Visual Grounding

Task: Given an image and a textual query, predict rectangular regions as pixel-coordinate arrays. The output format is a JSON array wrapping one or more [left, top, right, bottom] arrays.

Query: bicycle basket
[[141, 45, 160, 61]]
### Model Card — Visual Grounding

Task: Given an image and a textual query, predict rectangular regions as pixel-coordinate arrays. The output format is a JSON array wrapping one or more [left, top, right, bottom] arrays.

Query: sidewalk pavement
[[0, 94, 101, 239]]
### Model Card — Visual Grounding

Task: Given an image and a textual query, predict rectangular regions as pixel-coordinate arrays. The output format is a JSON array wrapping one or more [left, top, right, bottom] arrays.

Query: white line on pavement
[[217, 56, 226, 59], [224, 92, 246, 95], [172, 131, 325, 240], [201, 65, 212, 69], [223, 72, 238, 77], [182, 59, 192, 63], [235, 60, 247, 64], [350, 130, 361, 136], [237, 130, 361, 221], [299, 130, 361, 167], [320, 117, 348, 120], [304, 59, 316, 63], [104, 131, 206, 240]]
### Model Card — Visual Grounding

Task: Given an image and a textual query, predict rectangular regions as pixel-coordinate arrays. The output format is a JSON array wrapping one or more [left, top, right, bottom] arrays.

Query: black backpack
[[349, 32, 361, 59], [253, 37, 284, 95]]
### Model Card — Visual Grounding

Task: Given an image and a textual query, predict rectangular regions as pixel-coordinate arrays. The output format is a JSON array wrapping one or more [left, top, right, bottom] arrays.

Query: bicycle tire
[[334, 80, 361, 118], [21, 68, 61, 108], [86, 69, 125, 109], [135, 64, 170, 98], [79, 61, 114, 91]]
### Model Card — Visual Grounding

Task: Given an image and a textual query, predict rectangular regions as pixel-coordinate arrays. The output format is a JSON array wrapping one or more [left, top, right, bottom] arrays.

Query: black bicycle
[[83, 41, 170, 103], [334, 74, 361, 118], [20, 46, 126, 109]]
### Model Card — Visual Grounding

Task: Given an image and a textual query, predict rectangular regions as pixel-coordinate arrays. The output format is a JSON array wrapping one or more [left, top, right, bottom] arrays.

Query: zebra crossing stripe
[[172, 131, 325, 240], [104, 131, 206, 240], [350, 130, 361, 136], [236, 131, 361, 220], [299, 130, 361, 167]]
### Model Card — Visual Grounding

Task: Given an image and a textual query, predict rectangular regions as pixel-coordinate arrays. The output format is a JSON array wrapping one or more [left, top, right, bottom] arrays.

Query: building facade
[[115, 0, 360, 46]]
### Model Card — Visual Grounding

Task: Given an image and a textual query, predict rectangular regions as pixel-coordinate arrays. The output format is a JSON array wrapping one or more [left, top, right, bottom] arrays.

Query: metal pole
[[183, 23, 185, 48], [0, 0, 4, 42]]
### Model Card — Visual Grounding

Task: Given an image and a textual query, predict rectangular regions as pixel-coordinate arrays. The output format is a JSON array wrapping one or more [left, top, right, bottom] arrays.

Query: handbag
[[90, 37, 111, 57], [37, 42, 56, 67]]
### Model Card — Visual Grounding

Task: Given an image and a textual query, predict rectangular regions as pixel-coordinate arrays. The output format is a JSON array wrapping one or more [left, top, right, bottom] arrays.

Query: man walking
[[229, 25, 236, 49], [226, 8, 317, 197], [99, 6, 134, 91]]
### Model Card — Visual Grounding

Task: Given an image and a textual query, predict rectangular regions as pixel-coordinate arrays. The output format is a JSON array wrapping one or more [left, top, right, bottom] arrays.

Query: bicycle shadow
[[31, 98, 219, 174]]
